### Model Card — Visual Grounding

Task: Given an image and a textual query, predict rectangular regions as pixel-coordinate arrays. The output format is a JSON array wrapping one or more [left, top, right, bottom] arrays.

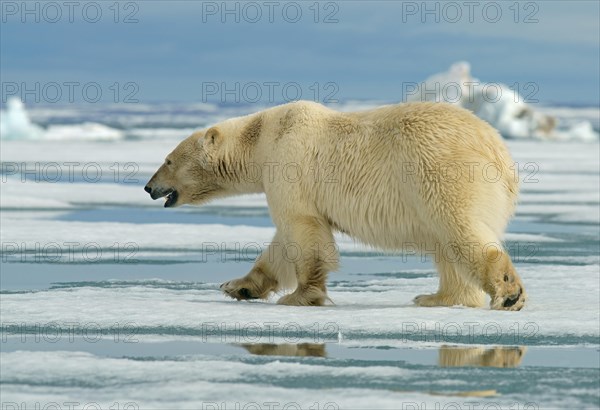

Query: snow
[[1, 262, 598, 340], [1, 131, 599, 408]]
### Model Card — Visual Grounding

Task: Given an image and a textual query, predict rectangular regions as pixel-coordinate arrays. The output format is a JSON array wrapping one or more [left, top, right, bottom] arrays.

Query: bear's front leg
[[220, 266, 278, 301], [276, 215, 339, 306], [221, 230, 296, 301]]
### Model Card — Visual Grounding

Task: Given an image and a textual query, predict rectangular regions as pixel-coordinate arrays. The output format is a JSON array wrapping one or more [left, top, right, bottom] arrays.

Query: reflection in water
[[238, 343, 526, 369], [439, 346, 527, 368], [239, 343, 327, 357], [237, 344, 528, 398]]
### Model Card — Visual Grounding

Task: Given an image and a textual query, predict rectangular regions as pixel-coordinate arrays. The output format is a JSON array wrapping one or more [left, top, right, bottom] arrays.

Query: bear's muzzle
[[144, 184, 178, 207]]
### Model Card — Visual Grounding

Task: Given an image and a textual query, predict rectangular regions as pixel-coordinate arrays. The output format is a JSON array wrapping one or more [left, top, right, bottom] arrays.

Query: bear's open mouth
[[164, 189, 178, 208]]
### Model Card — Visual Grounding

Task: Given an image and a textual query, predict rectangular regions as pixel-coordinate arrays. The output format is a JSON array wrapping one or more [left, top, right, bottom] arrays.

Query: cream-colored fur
[[240, 343, 326, 357], [145, 101, 526, 310], [239, 343, 524, 368], [439, 346, 526, 368]]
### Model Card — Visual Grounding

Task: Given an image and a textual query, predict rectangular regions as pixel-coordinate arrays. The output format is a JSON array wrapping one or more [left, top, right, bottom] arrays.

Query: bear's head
[[144, 126, 237, 208]]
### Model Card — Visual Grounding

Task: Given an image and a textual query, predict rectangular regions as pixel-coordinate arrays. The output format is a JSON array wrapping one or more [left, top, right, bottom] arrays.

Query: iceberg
[[0, 97, 124, 141], [406, 62, 599, 141], [0, 98, 44, 140]]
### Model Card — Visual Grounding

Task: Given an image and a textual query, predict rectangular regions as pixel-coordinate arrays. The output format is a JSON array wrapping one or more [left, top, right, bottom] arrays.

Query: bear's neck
[[217, 144, 266, 195]]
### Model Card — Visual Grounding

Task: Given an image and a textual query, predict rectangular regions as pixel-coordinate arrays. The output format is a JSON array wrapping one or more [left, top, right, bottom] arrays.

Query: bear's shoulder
[[272, 100, 332, 118]]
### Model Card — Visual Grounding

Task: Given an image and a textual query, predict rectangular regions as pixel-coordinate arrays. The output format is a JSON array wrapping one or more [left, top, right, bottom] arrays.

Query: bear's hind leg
[[416, 215, 525, 310], [414, 256, 485, 308], [448, 237, 526, 311], [480, 247, 527, 311]]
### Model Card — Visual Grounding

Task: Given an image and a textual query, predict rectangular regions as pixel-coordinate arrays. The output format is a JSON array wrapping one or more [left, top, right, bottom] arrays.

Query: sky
[[1, 0, 599, 106]]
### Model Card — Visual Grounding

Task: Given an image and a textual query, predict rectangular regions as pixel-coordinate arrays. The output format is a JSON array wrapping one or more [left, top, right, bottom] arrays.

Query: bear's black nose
[[144, 185, 152, 194]]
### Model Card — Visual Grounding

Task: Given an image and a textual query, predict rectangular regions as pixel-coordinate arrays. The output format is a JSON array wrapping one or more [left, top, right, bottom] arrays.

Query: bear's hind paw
[[490, 286, 526, 311]]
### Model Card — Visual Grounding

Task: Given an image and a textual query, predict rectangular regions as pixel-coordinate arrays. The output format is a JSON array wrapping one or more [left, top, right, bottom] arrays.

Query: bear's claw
[[484, 252, 527, 311], [502, 287, 522, 308], [220, 281, 259, 301], [490, 286, 526, 311]]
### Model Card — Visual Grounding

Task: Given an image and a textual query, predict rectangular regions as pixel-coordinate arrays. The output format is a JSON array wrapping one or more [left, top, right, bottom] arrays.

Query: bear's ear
[[202, 127, 223, 149]]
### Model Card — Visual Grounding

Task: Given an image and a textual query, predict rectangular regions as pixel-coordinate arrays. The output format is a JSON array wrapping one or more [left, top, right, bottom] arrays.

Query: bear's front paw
[[488, 272, 527, 311], [220, 278, 260, 301]]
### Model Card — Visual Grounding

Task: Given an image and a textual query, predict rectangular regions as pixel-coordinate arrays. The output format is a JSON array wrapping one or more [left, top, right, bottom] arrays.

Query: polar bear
[[145, 101, 526, 310]]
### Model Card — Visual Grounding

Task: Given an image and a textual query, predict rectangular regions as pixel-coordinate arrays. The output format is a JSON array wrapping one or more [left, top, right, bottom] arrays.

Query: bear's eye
[[166, 159, 172, 166]]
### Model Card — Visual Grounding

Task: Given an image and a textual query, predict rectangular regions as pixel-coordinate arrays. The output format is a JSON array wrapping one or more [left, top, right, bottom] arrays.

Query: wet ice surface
[[1, 140, 599, 409]]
